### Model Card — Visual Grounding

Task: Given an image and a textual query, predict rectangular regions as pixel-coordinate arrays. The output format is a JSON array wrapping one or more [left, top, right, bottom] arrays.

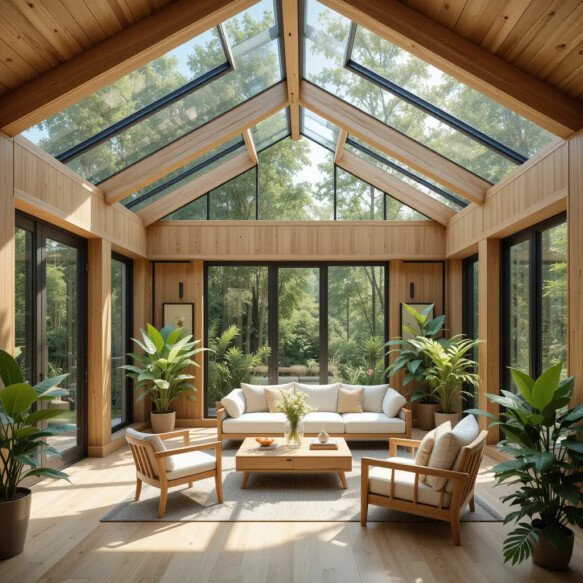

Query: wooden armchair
[[126, 428, 223, 518], [360, 431, 488, 545]]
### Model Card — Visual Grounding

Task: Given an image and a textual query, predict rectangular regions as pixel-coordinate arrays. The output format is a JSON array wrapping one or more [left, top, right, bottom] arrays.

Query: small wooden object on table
[[235, 437, 352, 489]]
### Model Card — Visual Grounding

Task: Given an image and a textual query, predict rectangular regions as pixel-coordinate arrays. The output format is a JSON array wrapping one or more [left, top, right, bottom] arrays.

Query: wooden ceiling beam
[[338, 151, 455, 225], [319, 0, 583, 137], [301, 81, 487, 203], [282, 0, 300, 140], [102, 81, 287, 204], [242, 129, 258, 165], [335, 129, 348, 164], [0, 0, 259, 136], [138, 151, 255, 226]]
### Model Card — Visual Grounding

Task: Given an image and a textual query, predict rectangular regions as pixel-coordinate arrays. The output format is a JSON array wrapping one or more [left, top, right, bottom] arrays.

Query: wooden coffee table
[[235, 437, 352, 489]]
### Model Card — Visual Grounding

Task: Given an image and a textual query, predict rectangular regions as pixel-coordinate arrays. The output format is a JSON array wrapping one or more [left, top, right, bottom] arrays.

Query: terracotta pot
[[150, 411, 176, 434], [0, 487, 32, 559], [532, 525, 574, 570], [434, 412, 460, 428], [416, 403, 440, 430]]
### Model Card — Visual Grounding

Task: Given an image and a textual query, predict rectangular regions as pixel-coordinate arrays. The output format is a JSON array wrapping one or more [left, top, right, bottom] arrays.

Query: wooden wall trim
[[446, 259, 462, 337], [282, 0, 300, 140], [146, 221, 446, 260], [132, 259, 151, 423]]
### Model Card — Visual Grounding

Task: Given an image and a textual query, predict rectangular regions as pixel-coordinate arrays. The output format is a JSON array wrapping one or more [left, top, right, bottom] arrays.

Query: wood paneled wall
[[132, 259, 151, 423], [152, 261, 206, 424], [13, 137, 147, 258], [147, 221, 445, 260], [447, 141, 569, 258], [0, 134, 15, 352]]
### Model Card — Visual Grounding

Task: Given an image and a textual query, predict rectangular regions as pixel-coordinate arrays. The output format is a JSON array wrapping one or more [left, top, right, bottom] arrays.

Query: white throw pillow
[[241, 383, 294, 413], [341, 383, 387, 413], [294, 383, 340, 412], [382, 387, 407, 418], [445, 415, 481, 494], [425, 415, 479, 491], [221, 388, 246, 418], [126, 427, 174, 475], [414, 427, 436, 467]]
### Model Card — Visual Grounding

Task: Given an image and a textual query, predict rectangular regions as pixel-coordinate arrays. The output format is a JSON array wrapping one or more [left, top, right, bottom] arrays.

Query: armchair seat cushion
[[343, 413, 406, 434], [368, 457, 452, 508], [222, 412, 287, 434], [166, 451, 216, 481], [302, 412, 345, 433], [126, 427, 174, 476]]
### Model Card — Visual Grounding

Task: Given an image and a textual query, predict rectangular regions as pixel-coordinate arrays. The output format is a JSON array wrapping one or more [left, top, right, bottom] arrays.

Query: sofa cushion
[[341, 383, 387, 412], [265, 386, 293, 413], [302, 412, 345, 433], [414, 426, 436, 467], [221, 388, 246, 418], [337, 387, 364, 413], [382, 388, 407, 418], [126, 427, 174, 476], [444, 416, 483, 494], [426, 415, 479, 491], [368, 457, 452, 508], [222, 412, 287, 434], [241, 383, 294, 413], [294, 383, 339, 412], [166, 450, 216, 481], [342, 412, 406, 434]]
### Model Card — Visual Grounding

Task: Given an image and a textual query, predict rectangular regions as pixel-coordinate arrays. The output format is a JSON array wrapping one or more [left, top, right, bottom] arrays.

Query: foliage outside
[[122, 324, 206, 414], [467, 363, 583, 565], [385, 303, 446, 404], [0, 350, 70, 500], [409, 336, 479, 413]]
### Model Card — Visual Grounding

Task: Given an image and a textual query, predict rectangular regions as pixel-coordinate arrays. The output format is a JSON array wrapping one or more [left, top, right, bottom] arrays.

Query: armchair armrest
[[154, 441, 222, 460], [216, 407, 227, 441], [388, 437, 422, 457], [361, 456, 468, 484], [157, 429, 190, 445]]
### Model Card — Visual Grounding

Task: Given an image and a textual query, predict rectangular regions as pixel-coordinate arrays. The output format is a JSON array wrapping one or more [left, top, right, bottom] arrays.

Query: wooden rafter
[[282, 0, 301, 140], [102, 82, 287, 204], [243, 129, 258, 165], [0, 0, 260, 136], [301, 80, 487, 204], [335, 129, 348, 164], [338, 151, 455, 225], [319, 0, 583, 138], [138, 151, 255, 226]]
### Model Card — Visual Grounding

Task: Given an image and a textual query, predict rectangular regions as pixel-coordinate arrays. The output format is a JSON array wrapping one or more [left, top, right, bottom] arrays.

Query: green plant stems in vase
[[275, 390, 315, 448], [468, 363, 583, 570]]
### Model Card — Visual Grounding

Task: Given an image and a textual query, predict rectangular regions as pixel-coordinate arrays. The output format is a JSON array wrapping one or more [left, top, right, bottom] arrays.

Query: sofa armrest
[[398, 407, 412, 438]]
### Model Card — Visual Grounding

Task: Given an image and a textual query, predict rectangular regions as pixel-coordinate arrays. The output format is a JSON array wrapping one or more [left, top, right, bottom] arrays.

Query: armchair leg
[[451, 516, 461, 546], [134, 478, 142, 501], [158, 487, 168, 519], [215, 472, 223, 503], [188, 481, 193, 488], [360, 496, 368, 527], [469, 496, 475, 512]]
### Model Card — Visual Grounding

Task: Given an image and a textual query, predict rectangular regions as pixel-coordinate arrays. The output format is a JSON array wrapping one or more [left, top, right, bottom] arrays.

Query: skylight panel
[[300, 108, 339, 152], [251, 108, 290, 151]]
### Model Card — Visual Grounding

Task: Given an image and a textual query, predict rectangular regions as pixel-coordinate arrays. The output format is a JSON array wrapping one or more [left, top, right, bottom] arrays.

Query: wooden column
[[478, 239, 500, 444], [192, 260, 207, 422], [569, 132, 583, 406], [132, 258, 150, 423], [0, 134, 15, 353], [388, 260, 403, 393], [87, 238, 112, 456], [446, 259, 463, 337]]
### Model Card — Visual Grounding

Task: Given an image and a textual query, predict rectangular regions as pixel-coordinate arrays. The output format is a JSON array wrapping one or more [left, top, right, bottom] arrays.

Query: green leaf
[[525, 452, 555, 473], [407, 359, 423, 374], [146, 324, 164, 353], [15, 454, 38, 467], [166, 328, 183, 346], [565, 441, 583, 454], [24, 409, 65, 425], [0, 383, 37, 416], [139, 331, 157, 355], [532, 363, 562, 410], [510, 368, 535, 406], [23, 467, 70, 482], [464, 408, 497, 420], [0, 349, 24, 387], [503, 523, 539, 565]]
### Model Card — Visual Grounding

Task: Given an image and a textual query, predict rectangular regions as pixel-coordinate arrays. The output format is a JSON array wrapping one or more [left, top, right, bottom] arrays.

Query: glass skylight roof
[[251, 108, 290, 151], [300, 107, 339, 152], [22, 0, 283, 185], [303, 0, 557, 184]]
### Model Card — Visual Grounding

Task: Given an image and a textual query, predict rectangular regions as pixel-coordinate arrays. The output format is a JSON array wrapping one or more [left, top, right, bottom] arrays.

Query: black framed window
[[111, 253, 133, 431], [462, 254, 479, 408], [204, 262, 388, 417], [501, 214, 567, 391]]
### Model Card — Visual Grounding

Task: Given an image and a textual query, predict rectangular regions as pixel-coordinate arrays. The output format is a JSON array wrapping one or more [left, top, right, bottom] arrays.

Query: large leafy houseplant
[[123, 324, 206, 432], [0, 349, 70, 558], [468, 363, 583, 570]]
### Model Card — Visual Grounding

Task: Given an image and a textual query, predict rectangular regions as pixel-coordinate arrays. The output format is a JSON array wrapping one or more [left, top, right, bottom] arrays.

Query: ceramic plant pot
[[150, 411, 176, 434], [416, 403, 440, 430], [0, 487, 32, 559], [434, 412, 460, 428], [532, 525, 574, 571]]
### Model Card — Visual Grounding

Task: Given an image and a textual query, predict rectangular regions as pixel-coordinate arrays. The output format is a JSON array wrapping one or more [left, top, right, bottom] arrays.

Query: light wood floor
[[2, 428, 581, 583]]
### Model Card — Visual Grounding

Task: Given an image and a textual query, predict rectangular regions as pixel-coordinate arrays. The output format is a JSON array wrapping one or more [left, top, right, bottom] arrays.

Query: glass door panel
[[15, 227, 34, 383]]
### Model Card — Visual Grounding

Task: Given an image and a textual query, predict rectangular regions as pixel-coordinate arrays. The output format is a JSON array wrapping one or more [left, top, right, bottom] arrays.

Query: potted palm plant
[[386, 304, 446, 430], [468, 363, 583, 570], [123, 324, 206, 433], [409, 335, 479, 427], [0, 350, 70, 559]]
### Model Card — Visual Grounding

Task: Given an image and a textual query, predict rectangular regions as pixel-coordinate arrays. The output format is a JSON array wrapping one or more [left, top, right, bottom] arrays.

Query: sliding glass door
[[15, 214, 87, 466]]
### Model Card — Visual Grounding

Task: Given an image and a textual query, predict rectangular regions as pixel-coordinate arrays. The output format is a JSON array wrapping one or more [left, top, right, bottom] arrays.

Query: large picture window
[[501, 214, 567, 391], [205, 262, 387, 416]]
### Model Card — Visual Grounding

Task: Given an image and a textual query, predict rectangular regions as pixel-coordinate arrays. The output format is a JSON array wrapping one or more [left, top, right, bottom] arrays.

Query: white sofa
[[216, 382, 411, 446]]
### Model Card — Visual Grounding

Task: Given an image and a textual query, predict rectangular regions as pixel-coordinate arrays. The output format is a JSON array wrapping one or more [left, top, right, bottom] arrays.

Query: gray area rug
[[102, 442, 502, 523]]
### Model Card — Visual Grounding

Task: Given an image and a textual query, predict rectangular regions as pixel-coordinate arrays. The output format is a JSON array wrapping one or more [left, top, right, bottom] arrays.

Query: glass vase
[[284, 418, 304, 448]]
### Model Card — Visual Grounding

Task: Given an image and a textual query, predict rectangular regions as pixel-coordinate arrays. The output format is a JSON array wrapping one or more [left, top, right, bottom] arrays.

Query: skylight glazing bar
[[57, 25, 235, 165], [345, 58, 527, 165], [346, 136, 468, 207], [126, 138, 245, 209]]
